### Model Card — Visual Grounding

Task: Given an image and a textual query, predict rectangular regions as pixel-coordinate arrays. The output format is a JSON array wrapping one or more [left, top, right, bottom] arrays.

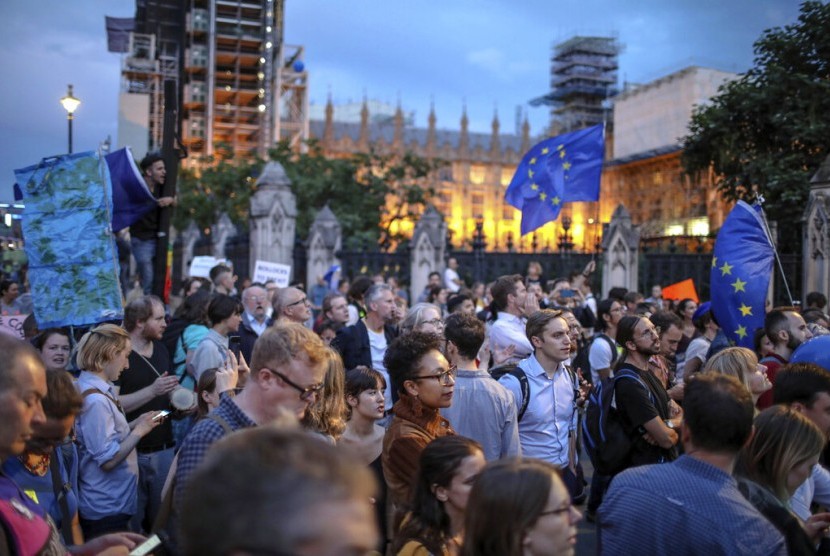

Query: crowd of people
[[2, 253, 830, 556]]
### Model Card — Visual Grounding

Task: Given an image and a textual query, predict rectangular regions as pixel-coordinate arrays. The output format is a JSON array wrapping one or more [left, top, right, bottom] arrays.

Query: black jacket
[[237, 313, 273, 364], [331, 320, 398, 371]]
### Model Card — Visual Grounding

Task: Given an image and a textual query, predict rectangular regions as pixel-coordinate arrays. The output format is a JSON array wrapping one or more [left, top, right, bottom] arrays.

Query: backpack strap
[[205, 413, 233, 435], [82, 387, 125, 414], [48, 453, 73, 545], [491, 364, 530, 422], [599, 333, 619, 366]]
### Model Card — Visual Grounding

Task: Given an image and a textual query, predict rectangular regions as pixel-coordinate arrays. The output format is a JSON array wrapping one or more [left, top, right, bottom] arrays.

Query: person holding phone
[[74, 324, 165, 538]]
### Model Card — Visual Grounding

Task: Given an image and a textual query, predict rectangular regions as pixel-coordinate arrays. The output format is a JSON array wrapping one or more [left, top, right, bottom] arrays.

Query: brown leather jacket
[[382, 395, 455, 509]]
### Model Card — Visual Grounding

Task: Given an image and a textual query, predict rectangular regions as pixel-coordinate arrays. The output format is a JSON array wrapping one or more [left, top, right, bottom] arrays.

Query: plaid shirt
[[173, 394, 256, 508]]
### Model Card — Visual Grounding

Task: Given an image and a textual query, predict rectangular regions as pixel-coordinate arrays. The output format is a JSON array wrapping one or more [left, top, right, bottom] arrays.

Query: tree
[[682, 1, 830, 247]]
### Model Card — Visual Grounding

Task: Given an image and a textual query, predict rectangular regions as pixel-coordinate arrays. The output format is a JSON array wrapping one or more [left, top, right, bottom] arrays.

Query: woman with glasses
[[462, 458, 582, 556], [393, 436, 485, 556], [2, 369, 85, 545], [33, 328, 73, 373], [400, 303, 445, 337], [383, 332, 457, 531]]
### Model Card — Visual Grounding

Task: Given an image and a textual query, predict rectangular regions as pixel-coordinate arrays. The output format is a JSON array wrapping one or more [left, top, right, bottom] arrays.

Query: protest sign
[[252, 260, 291, 287]]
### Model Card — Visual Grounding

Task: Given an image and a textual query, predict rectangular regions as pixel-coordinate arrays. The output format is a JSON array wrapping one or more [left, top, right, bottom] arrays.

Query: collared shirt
[[173, 394, 256, 508], [489, 312, 533, 362], [244, 311, 268, 337], [791, 463, 830, 521], [189, 328, 229, 381], [75, 371, 138, 520], [599, 455, 786, 555], [498, 355, 576, 467], [440, 368, 521, 461]]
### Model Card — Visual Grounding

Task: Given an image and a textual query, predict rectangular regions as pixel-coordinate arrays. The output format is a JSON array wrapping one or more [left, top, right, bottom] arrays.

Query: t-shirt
[[444, 268, 461, 293], [681, 336, 711, 380], [129, 182, 162, 240], [613, 362, 676, 469], [118, 341, 173, 449], [367, 327, 391, 411], [0, 473, 64, 556], [588, 334, 615, 385]]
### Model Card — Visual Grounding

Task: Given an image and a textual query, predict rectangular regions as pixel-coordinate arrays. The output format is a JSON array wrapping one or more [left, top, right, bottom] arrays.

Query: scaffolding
[[274, 43, 309, 152]]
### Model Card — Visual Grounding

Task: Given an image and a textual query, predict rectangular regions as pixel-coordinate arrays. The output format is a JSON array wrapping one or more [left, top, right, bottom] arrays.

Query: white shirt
[[245, 311, 268, 337], [489, 312, 533, 362], [367, 327, 392, 411], [588, 334, 615, 385], [791, 463, 830, 521], [444, 267, 461, 293]]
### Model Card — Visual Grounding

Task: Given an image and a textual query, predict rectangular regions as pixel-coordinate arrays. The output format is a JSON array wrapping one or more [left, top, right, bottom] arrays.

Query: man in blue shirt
[[599, 373, 786, 555], [499, 309, 581, 498]]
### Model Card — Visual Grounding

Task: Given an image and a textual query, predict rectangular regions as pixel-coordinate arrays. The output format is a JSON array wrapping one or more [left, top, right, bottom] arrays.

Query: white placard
[[253, 260, 291, 287], [0, 314, 28, 339], [189, 256, 229, 279]]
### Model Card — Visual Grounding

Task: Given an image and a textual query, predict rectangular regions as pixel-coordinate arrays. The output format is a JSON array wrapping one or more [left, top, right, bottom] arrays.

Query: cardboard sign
[[253, 260, 291, 287], [0, 313, 28, 339], [189, 256, 229, 279]]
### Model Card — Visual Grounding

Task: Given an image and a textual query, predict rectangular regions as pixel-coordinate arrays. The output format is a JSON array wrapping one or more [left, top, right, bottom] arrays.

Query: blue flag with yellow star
[[505, 124, 604, 235], [710, 200, 774, 348]]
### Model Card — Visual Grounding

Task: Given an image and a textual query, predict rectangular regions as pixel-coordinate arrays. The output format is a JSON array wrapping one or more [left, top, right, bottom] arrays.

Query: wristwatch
[[665, 420, 678, 430]]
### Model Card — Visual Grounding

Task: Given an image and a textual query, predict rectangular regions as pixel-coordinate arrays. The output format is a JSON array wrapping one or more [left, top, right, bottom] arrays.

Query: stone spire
[[459, 103, 469, 158], [393, 99, 404, 152], [358, 95, 369, 151], [521, 114, 531, 154], [426, 99, 437, 156], [490, 109, 500, 160], [322, 93, 334, 148]]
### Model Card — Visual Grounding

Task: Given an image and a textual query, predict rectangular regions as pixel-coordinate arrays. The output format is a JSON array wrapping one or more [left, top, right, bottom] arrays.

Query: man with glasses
[[499, 310, 584, 499], [588, 298, 624, 385], [172, 323, 328, 523], [273, 286, 313, 326], [611, 315, 681, 474], [332, 284, 399, 410], [238, 284, 273, 363]]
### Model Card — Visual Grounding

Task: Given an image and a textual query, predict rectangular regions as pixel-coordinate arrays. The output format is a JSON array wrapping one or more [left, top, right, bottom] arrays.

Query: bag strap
[[48, 454, 73, 545], [205, 413, 233, 435], [82, 388, 125, 415]]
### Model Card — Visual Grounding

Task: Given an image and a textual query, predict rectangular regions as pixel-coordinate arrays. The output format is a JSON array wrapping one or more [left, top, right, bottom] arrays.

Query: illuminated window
[[501, 168, 514, 186], [503, 206, 515, 220], [664, 224, 684, 236], [470, 165, 486, 184], [688, 218, 709, 237]]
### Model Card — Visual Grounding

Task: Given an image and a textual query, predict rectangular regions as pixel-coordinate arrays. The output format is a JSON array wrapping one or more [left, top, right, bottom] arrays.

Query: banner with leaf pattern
[[14, 151, 123, 328]]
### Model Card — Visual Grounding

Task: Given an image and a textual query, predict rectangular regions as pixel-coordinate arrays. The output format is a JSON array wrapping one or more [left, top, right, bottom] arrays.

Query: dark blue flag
[[710, 200, 774, 348], [504, 124, 604, 235], [105, 147, 156, 232]]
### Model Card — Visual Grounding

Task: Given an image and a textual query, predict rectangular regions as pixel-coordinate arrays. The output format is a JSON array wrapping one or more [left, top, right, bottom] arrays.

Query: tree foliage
[[174, 140, 439, 251], [682, 0, 830, 247]]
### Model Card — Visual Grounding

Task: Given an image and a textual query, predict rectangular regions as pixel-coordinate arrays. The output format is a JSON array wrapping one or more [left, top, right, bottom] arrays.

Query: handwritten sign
[[252, 260, 291, 287], [0, 313, 28, 339], [189, 256, 230, 279]]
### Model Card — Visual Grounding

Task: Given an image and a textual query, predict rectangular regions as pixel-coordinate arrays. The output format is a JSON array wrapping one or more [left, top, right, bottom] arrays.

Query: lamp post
[[59, 84, 81, 154]]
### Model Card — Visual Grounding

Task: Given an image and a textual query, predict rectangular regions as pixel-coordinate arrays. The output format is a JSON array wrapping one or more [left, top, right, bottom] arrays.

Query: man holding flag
[[505, 124, 605, 234]]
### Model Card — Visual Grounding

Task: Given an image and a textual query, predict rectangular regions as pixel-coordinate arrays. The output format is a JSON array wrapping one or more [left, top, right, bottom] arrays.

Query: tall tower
[[530, 36, 620, 133]]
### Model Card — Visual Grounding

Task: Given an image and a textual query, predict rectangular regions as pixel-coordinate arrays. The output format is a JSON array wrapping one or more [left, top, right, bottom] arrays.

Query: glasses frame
[[264, 367, 323, 401], [286, 296, 309, 308], [413, 364, 458, 386]]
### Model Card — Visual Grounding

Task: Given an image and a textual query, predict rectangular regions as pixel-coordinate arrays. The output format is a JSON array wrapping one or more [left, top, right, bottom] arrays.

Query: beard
[[787, 333, 803, 351]]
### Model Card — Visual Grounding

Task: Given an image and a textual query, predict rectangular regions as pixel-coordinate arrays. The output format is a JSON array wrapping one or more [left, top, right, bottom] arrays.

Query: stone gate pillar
[[803, 154, 830, 302], [410, 205, 447, 302], [249, 161, 297, 279], [601, 204, 640, 297], [211, 212, 236, 261], [306, 204, 342, 292], [180, 220, 201, 279]]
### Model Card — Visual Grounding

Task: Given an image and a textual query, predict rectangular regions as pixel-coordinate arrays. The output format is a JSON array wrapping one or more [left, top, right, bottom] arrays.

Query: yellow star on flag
[[557, 144, 564, 150], [731, 277, 747, 293], [530, 157, 537, 165], [735, 325, 747, 339], [528, 170, 534, 178], [541, 147, 550, 155], [559, 150, 566, 159], [530, 183, 539, 191], [719, 261, 733, 276], [552, 196, 561, 206], [540, 192, 548, 201], [738, 303, 753, 317], [712, 256, 718, 268], [563, 161, 572, 171]]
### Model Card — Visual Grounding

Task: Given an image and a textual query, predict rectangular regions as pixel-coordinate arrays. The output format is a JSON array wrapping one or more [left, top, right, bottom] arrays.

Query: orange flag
[[661, 278, 699, 303]]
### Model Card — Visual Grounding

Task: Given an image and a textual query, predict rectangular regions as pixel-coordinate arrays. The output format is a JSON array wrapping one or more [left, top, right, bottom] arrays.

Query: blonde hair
[[703, 346, 757, 390], [738, 405, 826, 501], [301, 348, 348, 440], [76, 324, 130, 374]]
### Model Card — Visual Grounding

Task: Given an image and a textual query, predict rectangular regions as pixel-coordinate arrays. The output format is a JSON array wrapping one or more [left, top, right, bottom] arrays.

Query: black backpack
[[575, 333, 618, 387], [491, 362, 578, 422], [582, 368, 654, 476]]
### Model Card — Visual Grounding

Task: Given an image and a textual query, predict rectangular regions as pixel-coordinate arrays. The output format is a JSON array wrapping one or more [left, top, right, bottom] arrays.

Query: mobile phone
[[129, 534, 162, 556], [229, 336, 241, 359], [152, 410, 171, 422], [561, 289, 576, 298]]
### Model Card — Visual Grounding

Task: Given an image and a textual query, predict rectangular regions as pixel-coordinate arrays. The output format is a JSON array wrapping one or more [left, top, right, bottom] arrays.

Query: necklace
[[19, 453, 50, 477]]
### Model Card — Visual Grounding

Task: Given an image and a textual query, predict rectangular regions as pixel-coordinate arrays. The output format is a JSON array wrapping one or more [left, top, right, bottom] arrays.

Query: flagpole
[[754, 190, 795, 306]]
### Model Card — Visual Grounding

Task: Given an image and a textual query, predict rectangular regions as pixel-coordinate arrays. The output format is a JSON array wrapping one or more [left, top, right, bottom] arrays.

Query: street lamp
[[60, 84, 81, 154]]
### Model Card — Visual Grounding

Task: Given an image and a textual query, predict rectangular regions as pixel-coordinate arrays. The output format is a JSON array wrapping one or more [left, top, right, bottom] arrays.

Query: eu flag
[[710, 201, 775, 348], [505, 124, 604, 235], [106, 147, 157, 232]]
